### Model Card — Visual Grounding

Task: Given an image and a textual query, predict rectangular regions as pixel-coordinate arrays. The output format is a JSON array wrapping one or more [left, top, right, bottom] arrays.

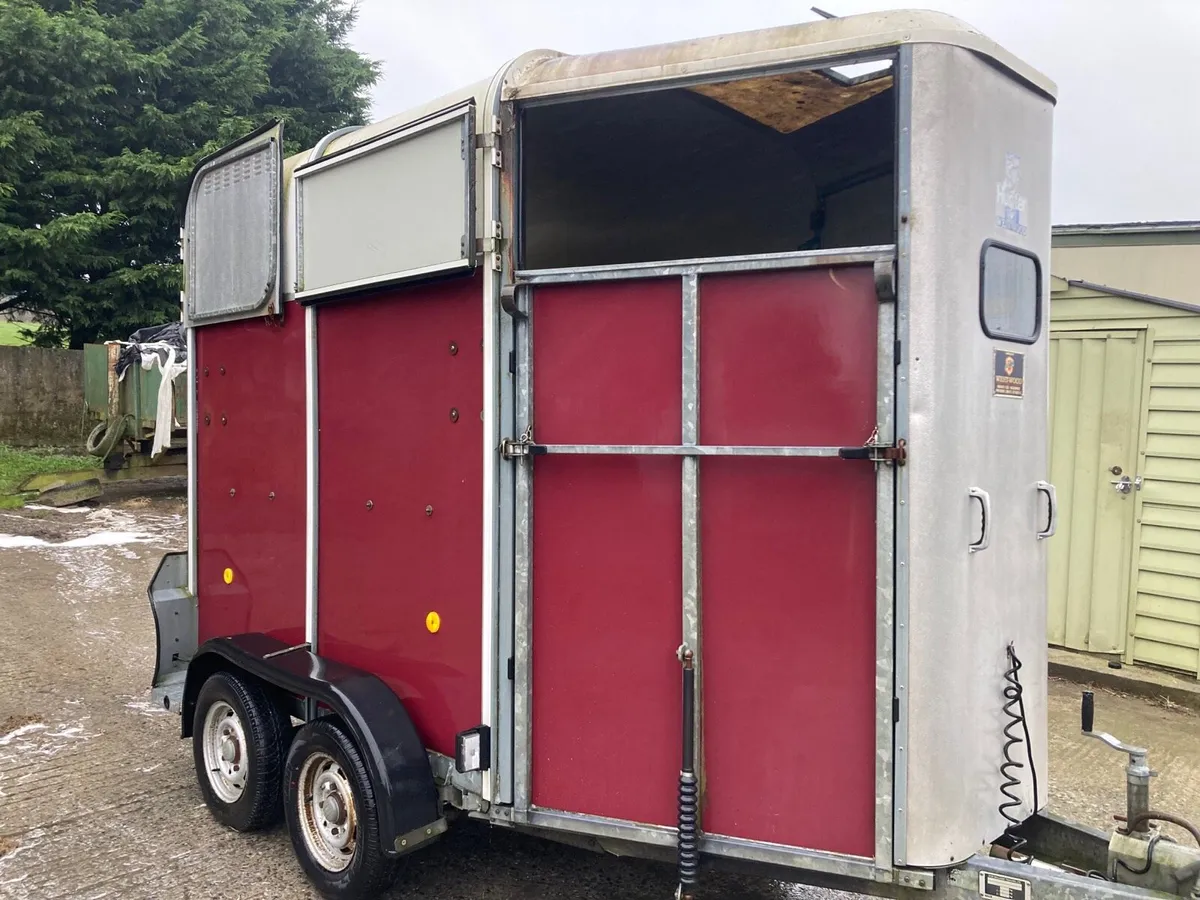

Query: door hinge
[[489, 147, 502, 169], [838, 437, 907, 466]]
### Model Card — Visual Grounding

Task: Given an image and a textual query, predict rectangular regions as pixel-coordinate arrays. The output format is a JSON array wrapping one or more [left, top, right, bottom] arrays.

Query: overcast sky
[[349, 0, 1200, 225]]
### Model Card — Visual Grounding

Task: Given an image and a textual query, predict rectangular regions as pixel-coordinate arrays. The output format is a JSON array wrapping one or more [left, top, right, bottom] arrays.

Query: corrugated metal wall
[[1051, 285, 1200, 678], [1136, 333, 1200, 673]]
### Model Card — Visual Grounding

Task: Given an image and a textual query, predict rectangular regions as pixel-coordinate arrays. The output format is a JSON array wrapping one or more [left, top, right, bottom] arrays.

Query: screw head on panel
[[449, 342, 458, 356], [425, 505, 433, 517], [204, 414, 211, 425], [203, 366, 209, 376], [450, 408, 459, 423], [219, 366, 226, 375], [365, 500, 374, 510], [229, 488, 236, 497], [268, 491, 275, 500], [221, 415, 227, 425]]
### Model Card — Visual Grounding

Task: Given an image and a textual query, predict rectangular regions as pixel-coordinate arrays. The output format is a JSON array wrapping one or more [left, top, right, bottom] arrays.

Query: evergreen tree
[[0, 0, 378, 347]]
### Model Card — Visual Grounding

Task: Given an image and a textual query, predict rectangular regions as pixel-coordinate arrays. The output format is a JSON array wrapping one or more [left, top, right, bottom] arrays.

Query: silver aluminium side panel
[[185, 123, 283, 326], [295, 104, 475, 301], [899, 43, 1053, 867]]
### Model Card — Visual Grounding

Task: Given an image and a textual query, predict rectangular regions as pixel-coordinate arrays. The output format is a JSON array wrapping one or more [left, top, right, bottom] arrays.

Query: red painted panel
[[316, 275, 482, 757], [700, 459, 876, 855], [196, 307, 306, 645], [699, 266, 878, 446], [531, 455, 681, 826], [533, 280, 681, 445]]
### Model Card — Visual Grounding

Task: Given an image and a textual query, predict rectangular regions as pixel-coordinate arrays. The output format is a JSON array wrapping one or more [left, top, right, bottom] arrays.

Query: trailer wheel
[[284, 718, 399, 899], [192, 670, 290, 831]]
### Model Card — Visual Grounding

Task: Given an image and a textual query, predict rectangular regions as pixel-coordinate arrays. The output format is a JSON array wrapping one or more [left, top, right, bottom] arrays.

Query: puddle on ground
[[0, 504, 182, 550], [0, 717, 94, 763], [0, 531, 152, 549]]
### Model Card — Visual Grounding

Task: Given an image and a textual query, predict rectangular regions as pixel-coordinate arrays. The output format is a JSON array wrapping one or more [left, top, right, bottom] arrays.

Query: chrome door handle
[[1111, 476, 1133, 495], [969, 487, 991, 552], [1036, 481, 1057, 539]]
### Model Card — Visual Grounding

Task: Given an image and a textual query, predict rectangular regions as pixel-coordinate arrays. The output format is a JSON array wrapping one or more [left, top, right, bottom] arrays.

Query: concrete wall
[[0, 347, 86, 447]]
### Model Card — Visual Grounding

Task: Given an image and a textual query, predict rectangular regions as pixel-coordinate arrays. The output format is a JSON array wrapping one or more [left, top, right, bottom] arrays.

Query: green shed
[[1049, 276, 1200, 677]]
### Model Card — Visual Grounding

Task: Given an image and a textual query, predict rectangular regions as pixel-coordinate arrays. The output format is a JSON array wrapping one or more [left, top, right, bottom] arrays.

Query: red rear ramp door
[[524, 259, 883, 859]]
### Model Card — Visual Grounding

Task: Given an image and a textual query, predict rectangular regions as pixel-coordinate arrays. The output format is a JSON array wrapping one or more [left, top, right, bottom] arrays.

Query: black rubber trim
[[182, 633, 440, 856], [979, 238, 1042, 345], [182, 118, 281, 205]]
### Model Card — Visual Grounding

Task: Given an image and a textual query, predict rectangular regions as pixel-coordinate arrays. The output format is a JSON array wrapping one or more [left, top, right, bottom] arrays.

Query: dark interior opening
[[519, 64, 896, 269]]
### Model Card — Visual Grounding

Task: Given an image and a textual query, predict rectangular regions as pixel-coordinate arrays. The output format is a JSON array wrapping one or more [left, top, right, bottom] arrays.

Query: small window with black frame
[[980, 241, 1041, 343]]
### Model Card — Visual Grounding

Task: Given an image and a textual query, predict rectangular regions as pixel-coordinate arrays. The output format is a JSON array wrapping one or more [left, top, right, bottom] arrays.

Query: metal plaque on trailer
[[978, 871, 1030, 900], [993, 349, 1025, 398]]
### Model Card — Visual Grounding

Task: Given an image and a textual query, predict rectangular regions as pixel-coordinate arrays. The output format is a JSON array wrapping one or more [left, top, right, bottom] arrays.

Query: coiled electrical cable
[[999, 643, 1040, 860]]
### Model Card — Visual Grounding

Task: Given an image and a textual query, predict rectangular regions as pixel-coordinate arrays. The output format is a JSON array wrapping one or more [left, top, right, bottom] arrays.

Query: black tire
[[284, 718, 399, 899], [191, 670, 291, 831]]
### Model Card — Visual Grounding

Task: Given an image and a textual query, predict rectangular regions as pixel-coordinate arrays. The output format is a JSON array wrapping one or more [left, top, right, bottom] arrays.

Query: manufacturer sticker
[[979, 871, 1030, 900], [995, 152, 1029, 236], [994, 349, 1025, 398]]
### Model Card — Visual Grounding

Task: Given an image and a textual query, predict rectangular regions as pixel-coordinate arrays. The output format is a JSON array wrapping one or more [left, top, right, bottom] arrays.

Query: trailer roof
[[504, 10, 1056, 103], [290, 10, 1054, 168]]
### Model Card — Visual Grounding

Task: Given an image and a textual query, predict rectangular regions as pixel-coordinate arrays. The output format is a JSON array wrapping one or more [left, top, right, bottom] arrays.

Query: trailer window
[[980, 242, 1040, 343], [519, 62, 895, 269], [185, 123, 283, 325]]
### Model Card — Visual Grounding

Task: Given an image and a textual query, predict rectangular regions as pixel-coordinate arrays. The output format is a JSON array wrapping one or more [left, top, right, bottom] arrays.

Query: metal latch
[[499, 284, 526, 320], [838, 438, 907, 466], [499, 428, 544, 460]]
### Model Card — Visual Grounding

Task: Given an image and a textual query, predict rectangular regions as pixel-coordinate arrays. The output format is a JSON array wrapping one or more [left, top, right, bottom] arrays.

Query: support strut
[[677, 645, 699, 900]]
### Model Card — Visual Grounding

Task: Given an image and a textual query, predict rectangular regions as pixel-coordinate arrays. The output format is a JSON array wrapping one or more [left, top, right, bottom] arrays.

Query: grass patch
[[0, 444, 98, 496], [0, 321, 39, 346]]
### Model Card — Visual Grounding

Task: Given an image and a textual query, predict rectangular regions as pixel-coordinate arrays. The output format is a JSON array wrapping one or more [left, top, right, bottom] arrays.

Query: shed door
[[1049, 330, 1146, 653]]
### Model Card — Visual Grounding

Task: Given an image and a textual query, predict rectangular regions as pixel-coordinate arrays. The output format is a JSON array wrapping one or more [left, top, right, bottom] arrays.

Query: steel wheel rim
[[202, 700, 249, 803], [297, 750, 357, 872]]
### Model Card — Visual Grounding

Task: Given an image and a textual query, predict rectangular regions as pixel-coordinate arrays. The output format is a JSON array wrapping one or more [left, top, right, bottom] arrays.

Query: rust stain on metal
[[0, 834, 17, 857]]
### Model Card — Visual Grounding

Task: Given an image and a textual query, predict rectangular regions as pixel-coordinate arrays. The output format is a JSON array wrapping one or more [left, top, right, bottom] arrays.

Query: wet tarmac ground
[[0, 496, 1197, 899]]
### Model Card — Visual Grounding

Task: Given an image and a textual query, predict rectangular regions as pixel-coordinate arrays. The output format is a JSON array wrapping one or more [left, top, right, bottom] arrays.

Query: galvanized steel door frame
[[497, 245, 899, 885], [891, 43, 914, 867]]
